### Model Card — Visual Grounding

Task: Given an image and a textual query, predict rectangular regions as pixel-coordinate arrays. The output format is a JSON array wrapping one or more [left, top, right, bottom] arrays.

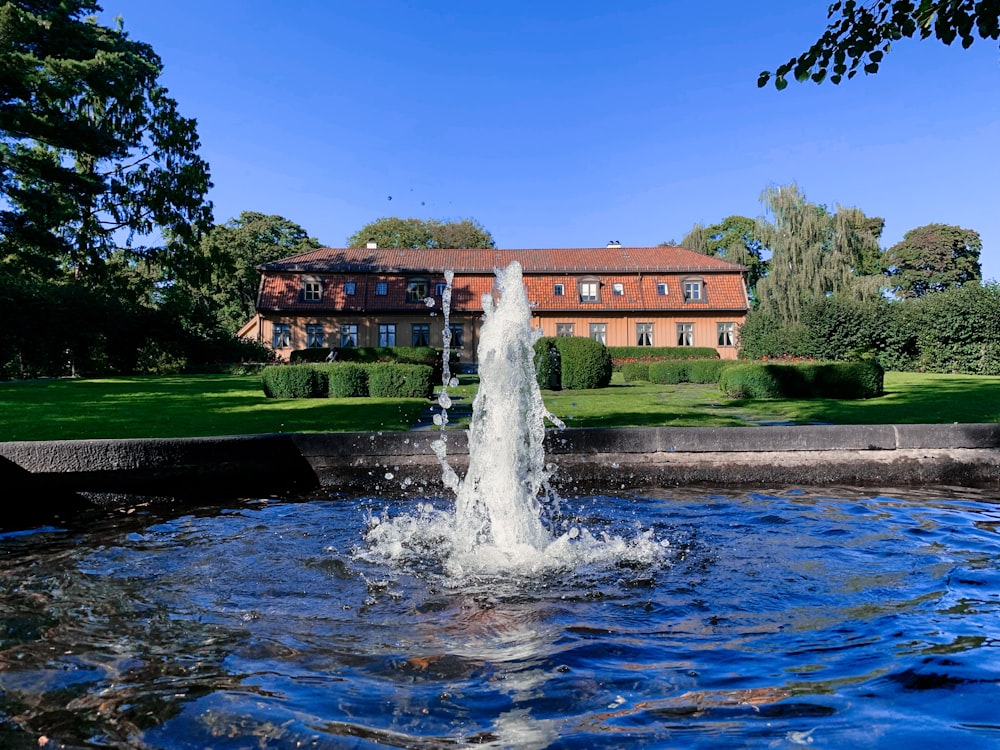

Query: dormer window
[[683, 278, 704, 302], [406, 278, 429, 302], [578, 277, 600, 303], [302, 279, 322, 302]]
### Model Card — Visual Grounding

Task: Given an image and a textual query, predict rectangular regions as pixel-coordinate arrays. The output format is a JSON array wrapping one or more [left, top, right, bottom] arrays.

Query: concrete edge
[[2, 424, 998, 515]]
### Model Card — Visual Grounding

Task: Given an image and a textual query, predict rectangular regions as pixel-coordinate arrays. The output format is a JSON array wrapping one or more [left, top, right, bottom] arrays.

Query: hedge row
[[609, 346, 719, 370], [290, 346, 458, 382], [644, 359, 738, 384], [533, 337, 613, 390], [261, 362, 434, 399], [718, 360, 884, 400]]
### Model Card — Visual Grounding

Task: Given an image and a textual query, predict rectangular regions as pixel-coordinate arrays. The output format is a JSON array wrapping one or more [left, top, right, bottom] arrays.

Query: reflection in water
[[0, 488, 998, 747]]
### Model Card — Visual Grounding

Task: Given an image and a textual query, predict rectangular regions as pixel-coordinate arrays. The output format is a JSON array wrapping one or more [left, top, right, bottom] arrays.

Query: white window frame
[[718, 322, 735, 347], [556, 323, 574, 337], [378, 323, 396, 347], [677, 322, 694, 346], [589, 323, 607, 344], [272, 323, 291, 349], [636, 322, 653, 346]]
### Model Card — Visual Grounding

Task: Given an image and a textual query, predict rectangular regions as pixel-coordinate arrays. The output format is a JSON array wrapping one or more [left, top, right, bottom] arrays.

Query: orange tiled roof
[[259, 246, 744, 274], [257, 246, 749, 313]]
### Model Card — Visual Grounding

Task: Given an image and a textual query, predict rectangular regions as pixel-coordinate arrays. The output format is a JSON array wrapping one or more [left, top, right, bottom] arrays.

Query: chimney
[[366, 238, 377, 249], [606, 240, 621, 248]]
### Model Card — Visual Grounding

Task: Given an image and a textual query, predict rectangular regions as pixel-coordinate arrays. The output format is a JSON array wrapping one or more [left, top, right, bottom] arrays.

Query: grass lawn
[[0, 371, 996, 442]]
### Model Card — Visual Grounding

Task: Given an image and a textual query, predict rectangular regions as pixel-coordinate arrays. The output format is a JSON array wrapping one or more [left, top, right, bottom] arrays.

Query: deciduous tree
[[680, 215, 769, 296], [883, 222, 982, 298], [759, 0, 1000, 89], [347, 217, 495, 249]]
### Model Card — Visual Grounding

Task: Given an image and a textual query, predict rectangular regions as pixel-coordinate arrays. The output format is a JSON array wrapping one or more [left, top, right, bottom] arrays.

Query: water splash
[[363, 262, 667, 576]]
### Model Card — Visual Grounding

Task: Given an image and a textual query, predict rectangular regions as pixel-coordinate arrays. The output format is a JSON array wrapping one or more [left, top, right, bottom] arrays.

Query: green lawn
[[0, 371, 997, 442]]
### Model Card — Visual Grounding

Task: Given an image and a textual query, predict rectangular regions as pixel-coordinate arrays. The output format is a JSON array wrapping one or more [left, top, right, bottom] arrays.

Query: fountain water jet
[[365, 261, 667, 575]]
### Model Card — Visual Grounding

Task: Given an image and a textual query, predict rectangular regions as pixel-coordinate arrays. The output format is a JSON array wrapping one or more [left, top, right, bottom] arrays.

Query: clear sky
[[100, 1, 1000, 281]]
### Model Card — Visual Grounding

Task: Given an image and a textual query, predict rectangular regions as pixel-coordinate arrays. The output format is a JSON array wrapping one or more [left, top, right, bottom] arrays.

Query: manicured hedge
[[533, 339, 562, 389], [261, 365, 328, 399], [320, 362, 370, 398], [534, 337, 612, 390], [649, 360, 690, 384], [621, 361, 650, 382], [609, 346, 719, 370], [366, 363, 434, 398], [647, 358, 736, 385], [719, 360, 884, 400]]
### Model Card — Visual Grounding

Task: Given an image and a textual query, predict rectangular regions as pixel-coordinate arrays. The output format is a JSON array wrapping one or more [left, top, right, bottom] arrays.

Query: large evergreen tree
[[0, 0, 213, 281]]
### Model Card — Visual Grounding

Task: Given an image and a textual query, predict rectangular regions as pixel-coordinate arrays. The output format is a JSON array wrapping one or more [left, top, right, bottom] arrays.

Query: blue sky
[[101, 1, 1000, 280]]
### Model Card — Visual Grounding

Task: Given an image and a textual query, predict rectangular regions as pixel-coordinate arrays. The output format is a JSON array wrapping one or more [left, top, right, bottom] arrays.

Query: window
[[343, 282, 356, 295], [636, 322, 653, 346], [303, 280, 322, 302], [677, 323, 694, 346], [435, 282, 447, 296], [589, 323, 607, 344], [378, 324, 396, 347], [683, 279, 703, 301], [656, 282, 668, 296], [553, 283, 565, 296], [272, 323, 291, 349], [406, 278, 429, 302], [306, 324, 324, 348], [340, 324, 358, 348], [556, 323, 574, 337], [612, 282, 624, 296], [447, 324, 464, 347], [718, 322, 735, 347], [579, 280, 599, 302], [375, 281, 388, 296], [412, 323, 430, 346]]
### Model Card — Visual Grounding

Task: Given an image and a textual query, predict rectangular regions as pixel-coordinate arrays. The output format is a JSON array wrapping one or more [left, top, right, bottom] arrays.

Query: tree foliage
[[882, 222, 982, 298], [679, 215, 769, 295], [347, 217, 495, 249], [186, 212, 320, 333], [759, 0, 1000, 89], [754, 184, 884, 324], [0, 0, 213, 280]]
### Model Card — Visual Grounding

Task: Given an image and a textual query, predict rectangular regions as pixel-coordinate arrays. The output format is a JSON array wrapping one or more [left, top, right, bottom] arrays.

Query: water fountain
[[0, 263, 997, 748]]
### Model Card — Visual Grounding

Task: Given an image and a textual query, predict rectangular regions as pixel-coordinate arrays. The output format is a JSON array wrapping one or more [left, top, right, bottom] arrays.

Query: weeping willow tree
[[754, 184, 884, 325]]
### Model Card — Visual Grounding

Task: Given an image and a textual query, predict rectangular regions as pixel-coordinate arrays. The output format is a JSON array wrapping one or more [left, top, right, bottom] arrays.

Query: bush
[[289, 347, 333, 363], [649, 360, 690, 384], [533, 338, 562, 390], [261, 365, 328, 399], [621, 361, 650, 382], [718, 363, 784, 399], [687, 359, 737, 383], [609, 346, 719, 369], [366, 363, 434, 398], [320, 362, 370, 398], [554, 337, 612, 389], [718, 360, 884, 400]]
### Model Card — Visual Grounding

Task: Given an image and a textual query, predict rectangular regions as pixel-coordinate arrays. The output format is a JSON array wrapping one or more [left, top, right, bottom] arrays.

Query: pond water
[[1, 484, 998, 749]]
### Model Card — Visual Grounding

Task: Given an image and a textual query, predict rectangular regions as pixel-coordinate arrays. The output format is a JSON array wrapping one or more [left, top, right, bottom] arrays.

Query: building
[[240, 243, 750, 368]]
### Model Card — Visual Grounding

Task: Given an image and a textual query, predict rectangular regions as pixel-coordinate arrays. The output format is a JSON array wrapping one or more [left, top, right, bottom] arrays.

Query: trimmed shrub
[[718, 360, 884, 400], [289, 347, 333, 363], [718, 363, 784, 399], [687, 358, 737, 384], [261, 365, 327, 399], [366, 363, 434, 398], [649, 360, 691, 384], [621, 361, 650, 382], [609, 346, 719, 370], [533, 338, 562, 390], [321, 362, 370, 398], [554, 336, 612, 389]]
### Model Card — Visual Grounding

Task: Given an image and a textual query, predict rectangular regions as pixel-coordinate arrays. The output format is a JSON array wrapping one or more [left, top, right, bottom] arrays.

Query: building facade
[[240, 244, 750, 368]]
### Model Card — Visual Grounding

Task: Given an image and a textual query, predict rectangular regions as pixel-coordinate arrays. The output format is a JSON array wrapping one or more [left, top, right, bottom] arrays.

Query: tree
[[754, 184, 884, 324], [759, 0, 1000, 89], [185, 212, 320, 333], [882, 222, 982, 298], [0, 0, 213, 280], [347, 217, 495, 249], [679, 215, 769, 296]]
